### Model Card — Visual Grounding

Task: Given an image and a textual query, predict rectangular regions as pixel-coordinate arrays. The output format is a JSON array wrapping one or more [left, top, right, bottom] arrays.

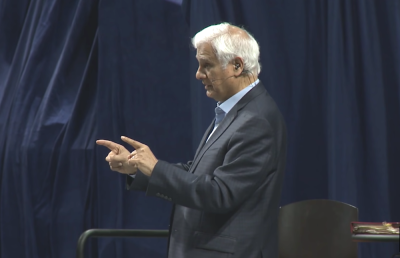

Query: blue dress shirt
[[206, 79, 259, 142]]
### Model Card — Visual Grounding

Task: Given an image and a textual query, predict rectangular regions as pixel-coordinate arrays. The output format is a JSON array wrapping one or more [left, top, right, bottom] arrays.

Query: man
[[97, 23, 287, 258]]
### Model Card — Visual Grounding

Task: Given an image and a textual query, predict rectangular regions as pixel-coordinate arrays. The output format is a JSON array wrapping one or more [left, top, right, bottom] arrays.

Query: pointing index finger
[[121, 136, 144, 149], [96, 140, 121, 154]]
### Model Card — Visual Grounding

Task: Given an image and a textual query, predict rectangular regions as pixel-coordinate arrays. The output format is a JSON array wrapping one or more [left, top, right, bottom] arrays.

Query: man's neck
[[236, 76, 258, 91], [220, 78, 259, 104]]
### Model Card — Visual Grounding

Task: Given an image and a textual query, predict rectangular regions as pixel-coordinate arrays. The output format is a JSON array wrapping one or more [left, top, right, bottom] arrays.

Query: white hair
[[192, 22, 261, 75]]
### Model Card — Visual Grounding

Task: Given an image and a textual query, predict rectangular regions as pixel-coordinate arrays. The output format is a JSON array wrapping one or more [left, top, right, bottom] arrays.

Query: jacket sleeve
[[126, 161, 193, 191], [145, 116, 277, 213]]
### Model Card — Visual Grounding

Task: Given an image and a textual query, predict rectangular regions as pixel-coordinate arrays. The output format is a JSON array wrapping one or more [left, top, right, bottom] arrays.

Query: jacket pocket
[[193, 231, 237, 254]]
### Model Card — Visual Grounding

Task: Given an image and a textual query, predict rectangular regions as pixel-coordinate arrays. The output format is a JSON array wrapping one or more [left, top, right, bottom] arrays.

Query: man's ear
[[232, 57, 244, 76]]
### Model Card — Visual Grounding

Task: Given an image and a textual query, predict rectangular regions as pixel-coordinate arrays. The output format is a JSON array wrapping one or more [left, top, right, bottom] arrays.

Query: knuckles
[[104, 142, 153, 172]]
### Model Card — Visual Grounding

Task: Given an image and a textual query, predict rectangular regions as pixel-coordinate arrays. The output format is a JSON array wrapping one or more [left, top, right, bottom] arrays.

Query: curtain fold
[[1, 0, 100, 257]]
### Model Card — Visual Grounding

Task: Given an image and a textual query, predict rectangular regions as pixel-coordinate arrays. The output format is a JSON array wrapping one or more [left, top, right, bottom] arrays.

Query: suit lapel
[[189, 82, 267, 173], [192, 118, 215, 161]]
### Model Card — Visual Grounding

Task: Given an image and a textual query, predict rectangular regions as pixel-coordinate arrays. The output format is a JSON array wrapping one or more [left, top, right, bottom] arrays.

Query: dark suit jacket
[[127, 82, 287, 258]]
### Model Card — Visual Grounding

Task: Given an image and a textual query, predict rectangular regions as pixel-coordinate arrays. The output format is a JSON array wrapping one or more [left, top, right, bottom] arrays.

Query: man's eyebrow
[[196, 56, 208, 61]]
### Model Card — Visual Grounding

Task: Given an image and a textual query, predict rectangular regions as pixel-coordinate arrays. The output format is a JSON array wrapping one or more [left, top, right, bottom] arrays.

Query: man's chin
[[206, 91, 220, 101], [206, 90, 214, 99]]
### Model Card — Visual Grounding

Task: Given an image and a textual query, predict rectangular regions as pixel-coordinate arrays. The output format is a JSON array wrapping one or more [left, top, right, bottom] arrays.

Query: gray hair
[[192, 22, 261, 75]]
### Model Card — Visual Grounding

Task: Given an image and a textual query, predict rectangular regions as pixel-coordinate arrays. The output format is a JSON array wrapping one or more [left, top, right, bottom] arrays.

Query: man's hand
[[96, 139, 137, 175], [121, 136, 158, 177]]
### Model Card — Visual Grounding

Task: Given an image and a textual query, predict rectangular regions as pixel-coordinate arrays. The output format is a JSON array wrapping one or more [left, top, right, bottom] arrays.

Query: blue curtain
[[0, 0, 399, 258], [0, 0, 190, 257]]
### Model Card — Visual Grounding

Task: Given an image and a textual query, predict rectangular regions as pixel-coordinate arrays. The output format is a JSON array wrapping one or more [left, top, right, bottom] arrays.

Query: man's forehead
[[196, 43, 215, 60]]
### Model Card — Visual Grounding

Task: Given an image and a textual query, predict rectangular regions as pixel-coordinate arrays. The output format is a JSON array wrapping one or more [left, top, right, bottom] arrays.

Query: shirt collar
[[217, 79, 259, 114]]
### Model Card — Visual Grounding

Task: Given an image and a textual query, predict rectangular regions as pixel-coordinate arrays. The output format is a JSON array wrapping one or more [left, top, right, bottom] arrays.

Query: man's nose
[[196, 68, 206, 80]]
